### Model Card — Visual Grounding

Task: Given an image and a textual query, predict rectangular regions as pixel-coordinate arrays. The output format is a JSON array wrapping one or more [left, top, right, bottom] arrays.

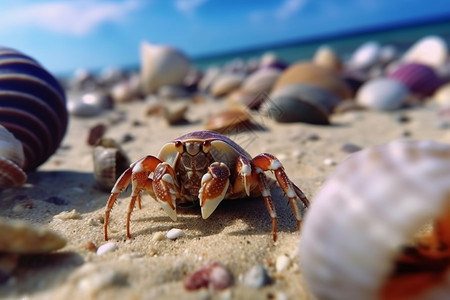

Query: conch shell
[[299, 140, 450, 300]]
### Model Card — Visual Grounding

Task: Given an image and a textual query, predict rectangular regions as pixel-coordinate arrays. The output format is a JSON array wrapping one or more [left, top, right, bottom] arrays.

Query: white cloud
[[275, 0, 307, 20], [175, 0, 208, 17], [0, 0, 142, 36]]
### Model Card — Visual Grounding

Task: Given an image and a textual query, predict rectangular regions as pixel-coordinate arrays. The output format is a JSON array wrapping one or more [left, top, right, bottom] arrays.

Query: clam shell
[[388, 63, 441, 97], [0, 217, 66, 254], [433, 82, 450, 106], [210, 73, 245, 98], [402, 35, 448, 69], [299, 140, 450, 300], [348, 41, 381, 70], [204, 108, 253, 133], [140, 41, 191, 95], [0, 125, 26, 188], [93, 138, 131, 191], [313, 46, 342, 72], [356, 78, 410, 110], [272, 62, 352, 100], [0, 46, 68, 170], [241, 68, 281, 94]]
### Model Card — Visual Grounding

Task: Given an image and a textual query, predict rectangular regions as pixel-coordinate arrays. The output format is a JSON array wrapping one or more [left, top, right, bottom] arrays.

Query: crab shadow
[[130, 186, 302, 239], [0, 170, 109, 223]]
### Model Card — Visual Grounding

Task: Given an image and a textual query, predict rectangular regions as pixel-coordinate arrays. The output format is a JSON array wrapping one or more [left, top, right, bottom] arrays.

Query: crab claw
[[152, 163, 179, 221], [199, 162, 230, 219]]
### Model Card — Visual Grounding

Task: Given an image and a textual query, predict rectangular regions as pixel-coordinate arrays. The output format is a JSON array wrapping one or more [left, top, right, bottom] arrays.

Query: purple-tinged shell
[[388, 63, 442, 97], [356, 78, 410, 111], [0, 47, 68, 170]]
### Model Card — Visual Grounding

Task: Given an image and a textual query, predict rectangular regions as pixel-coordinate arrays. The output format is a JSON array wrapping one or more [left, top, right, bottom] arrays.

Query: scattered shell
[[163, 101, 189, 125], [204, 108, 253, 133], [157, 85, 190, 100], [0, 217, 66, 254], [0, 46, 68, 170], [93, 138, 131, 191], [184, 261, 233, 291], [313, 46, 342, 72], [140, 41, 191, 95], [433, 82, 450, 106], [110, 74, 141, 103], [348, 41, 381, 70], [388, 63, 441, 96], [323, 158, 336, 166], [263, 84, 342, 124], [275, 255, 291, 273], [87, 123, 107, 146], [96, 242, 118, 255], [226, 89, 265, 109], [53, 209, 81, 220], [402, 35, 448, 68], [166, 228, 185, 240], [356, 78, 410, 110], [152, 232, 165, 242], [299, 140, 450, 300], [272, 62, 352, 100], [0, 125, 27, 188], [241, 68, 281, 94], [210, 73, 245, 98], [259, 52, 288, 70], [243, 264, 271, 288], [85, 241, 97, 252]]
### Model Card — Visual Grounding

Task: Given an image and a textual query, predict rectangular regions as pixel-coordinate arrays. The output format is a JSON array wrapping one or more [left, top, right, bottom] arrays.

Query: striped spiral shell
[[299, 140, 450, 300], [0, 47, 68, 170]]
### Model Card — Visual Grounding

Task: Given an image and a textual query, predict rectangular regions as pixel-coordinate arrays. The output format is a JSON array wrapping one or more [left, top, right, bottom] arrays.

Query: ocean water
[[192, 18, 450, 70]]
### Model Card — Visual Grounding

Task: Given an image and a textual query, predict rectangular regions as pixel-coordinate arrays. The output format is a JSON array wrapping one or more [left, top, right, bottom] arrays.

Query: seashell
[[241, 68, 281, 94], [140, 41, 191, 95], [270, 83, 342, 115], [184, 261, 233, 291], [356, 78, 410, 110], [204, 107, 253, 133], [110, 74, 142, 103], [299, 140, 450, 300], [0, 217, 66, 254], [402, 35, 448, 69], [0, 125, 26, 188], [272, 62, 352, 100], [433, 82, 450, 106], [348, 41, 381, 70], [198, 66, 221, 92], [259, 52, 288, 70], [157, 85, 190, 100], [388, 63, 442, 97], [378, 45, 398, 66], [163, 101, 189, 125], [313, 46, 342, 72], [226, 89, 265, 109], [210, 72, 245, 98], [0, 46, 68, 170], [93, 138, 131, 191]]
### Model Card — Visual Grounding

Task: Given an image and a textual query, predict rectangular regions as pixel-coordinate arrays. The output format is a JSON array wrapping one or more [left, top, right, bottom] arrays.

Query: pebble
[[53, 209, 81, 220], [166, 228, 185, 240], [323, 158, 336, 166], [340, 143, 362, 153], [243, 264, 271, 288], [184, 261, 233, 291], [96, 242, 118, 255], [275, 255, 291, 272], [152, 232, 165, 242]]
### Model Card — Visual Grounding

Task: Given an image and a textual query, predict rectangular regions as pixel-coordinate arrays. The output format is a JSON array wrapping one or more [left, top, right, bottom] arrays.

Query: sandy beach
[[0, 88, 449, 300]]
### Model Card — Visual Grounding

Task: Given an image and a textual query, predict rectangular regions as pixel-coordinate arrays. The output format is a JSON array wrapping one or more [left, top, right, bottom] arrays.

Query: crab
[[104, 131, 310, 241]]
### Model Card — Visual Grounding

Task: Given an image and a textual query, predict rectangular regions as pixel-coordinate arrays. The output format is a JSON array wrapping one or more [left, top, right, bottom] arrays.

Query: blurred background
[[1, 0, 450, 76]]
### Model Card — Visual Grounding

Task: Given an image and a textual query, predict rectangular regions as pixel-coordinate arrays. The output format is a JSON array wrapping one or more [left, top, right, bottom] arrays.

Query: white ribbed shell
[[299, 140, 450, 300]]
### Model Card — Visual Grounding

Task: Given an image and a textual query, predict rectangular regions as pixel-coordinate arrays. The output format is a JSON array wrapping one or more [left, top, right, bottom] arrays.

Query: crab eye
[[174, 141, 184, 153], [202, 141, 211, 153]]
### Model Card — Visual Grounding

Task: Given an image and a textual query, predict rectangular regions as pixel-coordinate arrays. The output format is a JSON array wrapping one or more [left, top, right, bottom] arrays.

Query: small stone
[[243, 264, 271, 288], [53, 209, 81, 220], [323, 158, 336, 166], [87, 123, 107, 146], [96, 242, 118, 255], [275, 255, 291, 272], [184, 261, 233, 291], [166, 228, 185, 240], [340, 143, 362, 153], [152, 232, 165, 242], [85, 241, 97, 252], [45, 196, 69, 206]]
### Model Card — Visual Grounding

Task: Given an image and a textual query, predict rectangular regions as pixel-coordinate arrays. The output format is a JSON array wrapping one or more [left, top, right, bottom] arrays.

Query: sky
[[0, 0, 449, 75]]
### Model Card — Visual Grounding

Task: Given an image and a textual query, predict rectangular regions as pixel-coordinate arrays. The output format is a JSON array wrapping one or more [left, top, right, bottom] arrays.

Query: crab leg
[[252, 153, 310, 233], [199, 162, 230, 219], [152, 162, 181, 221], [255, 168, 279, 241]]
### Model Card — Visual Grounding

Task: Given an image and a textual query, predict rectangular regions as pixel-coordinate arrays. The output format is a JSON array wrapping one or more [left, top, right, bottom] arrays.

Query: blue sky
[[0, 0, 449, 75]]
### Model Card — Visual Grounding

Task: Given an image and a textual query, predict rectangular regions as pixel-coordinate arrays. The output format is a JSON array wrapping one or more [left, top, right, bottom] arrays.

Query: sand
[[0, 97, 448, 299]]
